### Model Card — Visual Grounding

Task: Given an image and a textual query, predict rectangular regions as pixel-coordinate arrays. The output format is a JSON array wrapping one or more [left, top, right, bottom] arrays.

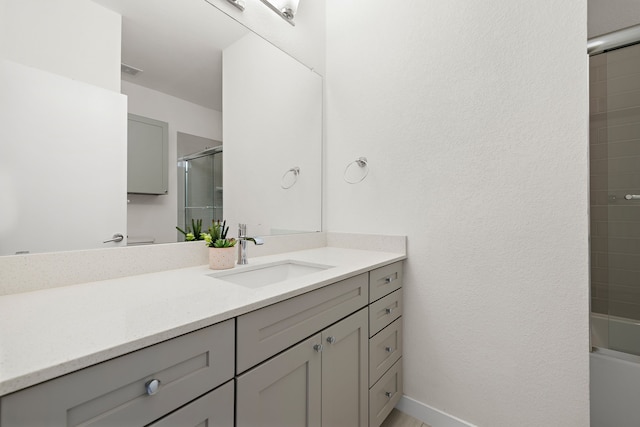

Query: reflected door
[[0, 61, 127, 255]]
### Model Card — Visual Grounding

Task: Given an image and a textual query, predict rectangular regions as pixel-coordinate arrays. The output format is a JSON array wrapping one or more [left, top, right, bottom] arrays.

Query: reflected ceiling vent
[[121, 63, 143, 76]]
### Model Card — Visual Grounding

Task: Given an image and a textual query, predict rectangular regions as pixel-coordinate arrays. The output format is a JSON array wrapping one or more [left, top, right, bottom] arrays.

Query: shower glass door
[[184, 150, 223, 234], [590, 42, 640, 355]]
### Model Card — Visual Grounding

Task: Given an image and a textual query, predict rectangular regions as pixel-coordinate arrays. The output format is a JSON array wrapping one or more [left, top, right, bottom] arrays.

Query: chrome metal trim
[[179, 145, 223, 161], [225, 0, 245, 11], [588, 24, 640, 56], [258, 0, 296, 26]]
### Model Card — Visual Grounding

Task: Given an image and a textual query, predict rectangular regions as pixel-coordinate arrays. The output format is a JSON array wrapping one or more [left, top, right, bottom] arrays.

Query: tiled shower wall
[[590, 43, 640, 321]]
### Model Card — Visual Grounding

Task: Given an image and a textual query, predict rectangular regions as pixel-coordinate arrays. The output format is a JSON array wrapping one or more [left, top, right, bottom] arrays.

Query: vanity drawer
[[150, 380, 234, 427], [369, 289, 403, 337], [237, 273, 368, 373], [369, 358, 403, 427], [369, 317, 402, 386], [369, 261, 403, 302], [0, 319, 235, 427]]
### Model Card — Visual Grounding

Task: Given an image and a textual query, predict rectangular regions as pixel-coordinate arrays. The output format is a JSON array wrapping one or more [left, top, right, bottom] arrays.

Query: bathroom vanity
[[0, 247, 404, 427]]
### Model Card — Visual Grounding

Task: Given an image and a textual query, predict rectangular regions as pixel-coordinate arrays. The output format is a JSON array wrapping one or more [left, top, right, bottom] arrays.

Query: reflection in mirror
[[0, 0, 322, 256], [223, 31, 322, 236], [177, 139, 224, 243]]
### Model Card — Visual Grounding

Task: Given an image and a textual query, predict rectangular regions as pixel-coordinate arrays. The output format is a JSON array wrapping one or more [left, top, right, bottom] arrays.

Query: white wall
[[223, 32, 322, 236], [588, 0, 640, 38], [206, 0, 325, 75], [122, 81, 222, 244], [2, 0, 121, 92], [325, 1, 589, 426]]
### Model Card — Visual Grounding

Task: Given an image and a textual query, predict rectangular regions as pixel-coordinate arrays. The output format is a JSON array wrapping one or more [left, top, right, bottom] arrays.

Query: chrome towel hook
[[344, 157, 369, 184], [281, 167, 300, 189]]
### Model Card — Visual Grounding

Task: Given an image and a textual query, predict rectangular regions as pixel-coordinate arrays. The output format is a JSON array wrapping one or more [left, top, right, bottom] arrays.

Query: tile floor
[[381, 409, 432, 427]]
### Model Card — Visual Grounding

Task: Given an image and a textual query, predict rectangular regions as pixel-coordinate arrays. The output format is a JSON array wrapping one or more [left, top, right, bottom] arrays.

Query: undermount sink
[[208, 260, 334, 288]]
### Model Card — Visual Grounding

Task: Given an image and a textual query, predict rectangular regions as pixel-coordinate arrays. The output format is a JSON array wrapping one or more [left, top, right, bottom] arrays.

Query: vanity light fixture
[[258, 0, 300, 26], [225, 0, 245, 11]]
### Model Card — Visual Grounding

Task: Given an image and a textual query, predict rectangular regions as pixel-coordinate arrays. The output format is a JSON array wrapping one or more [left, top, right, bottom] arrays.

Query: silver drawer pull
[[385, 307, 394, 315], [145, 379, 160, 396], [625, 194, 640, 200], [384, 391, 393, 398], [313, 344, 324, 352], [384, 346, 393, 353], [384, 277, 393, 284], [326, 336, 336, 344]]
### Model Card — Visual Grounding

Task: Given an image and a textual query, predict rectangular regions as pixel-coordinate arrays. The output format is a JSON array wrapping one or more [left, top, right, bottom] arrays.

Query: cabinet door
[[127, 114, 168, 194], [236, 334, 322, 427], [322, 308, 368, 427], [149, 380, 233, 427]]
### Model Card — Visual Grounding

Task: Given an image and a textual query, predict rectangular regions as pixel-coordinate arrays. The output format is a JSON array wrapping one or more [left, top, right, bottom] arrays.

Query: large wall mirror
[[0, 0, 322, 256]]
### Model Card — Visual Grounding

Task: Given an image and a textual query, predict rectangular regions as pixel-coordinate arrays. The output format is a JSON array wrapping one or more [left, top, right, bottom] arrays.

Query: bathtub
[[591, 313, 640, 427], [591, 313, 640, 355]]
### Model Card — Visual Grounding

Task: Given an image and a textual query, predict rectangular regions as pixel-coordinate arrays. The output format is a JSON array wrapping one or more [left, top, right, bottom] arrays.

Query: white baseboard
[[396, 395, 477, 427]]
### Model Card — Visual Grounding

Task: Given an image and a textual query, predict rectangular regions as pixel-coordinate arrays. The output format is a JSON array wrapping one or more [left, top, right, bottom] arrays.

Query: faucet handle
[[238, 223, 247, 237]]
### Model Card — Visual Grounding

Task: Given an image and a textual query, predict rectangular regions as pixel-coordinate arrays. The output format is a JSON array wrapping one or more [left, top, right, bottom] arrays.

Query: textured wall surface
[[325, 1, 590, 425]]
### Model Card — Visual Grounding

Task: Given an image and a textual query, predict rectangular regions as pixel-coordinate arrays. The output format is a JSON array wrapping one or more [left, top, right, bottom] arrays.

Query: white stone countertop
[[0, 247, 405, 396]]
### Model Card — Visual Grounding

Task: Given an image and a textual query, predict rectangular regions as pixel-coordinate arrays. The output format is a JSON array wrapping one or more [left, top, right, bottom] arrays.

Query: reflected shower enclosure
[[177, 145, 223, 239], [589, 28, 640, 427]]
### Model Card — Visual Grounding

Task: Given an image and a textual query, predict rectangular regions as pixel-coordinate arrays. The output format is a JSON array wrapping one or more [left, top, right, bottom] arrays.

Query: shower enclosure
[[589, 24, 640, 427], [178, 146, 223, 236]]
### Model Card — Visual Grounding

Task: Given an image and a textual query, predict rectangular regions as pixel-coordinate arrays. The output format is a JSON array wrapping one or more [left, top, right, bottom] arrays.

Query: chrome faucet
[[237, 223, 264, 265]]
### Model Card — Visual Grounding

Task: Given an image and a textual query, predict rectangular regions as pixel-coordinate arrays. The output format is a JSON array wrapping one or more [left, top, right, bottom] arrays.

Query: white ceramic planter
[[208, 246, 236, 270]]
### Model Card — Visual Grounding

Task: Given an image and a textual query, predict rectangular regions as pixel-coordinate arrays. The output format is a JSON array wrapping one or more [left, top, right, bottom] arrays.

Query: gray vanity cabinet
[[236, 308, 368, 427], [236, 333, 322, 427], [0, 260, 404, 427], [368, 261, 404, 427], [149, 380, 234, 427], [321, 307, 369, 427], [0, 320, 234, 427], [236, 273, 369, 374]]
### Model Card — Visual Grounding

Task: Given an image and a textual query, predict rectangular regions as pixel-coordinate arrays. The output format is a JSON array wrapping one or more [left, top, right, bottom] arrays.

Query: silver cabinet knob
[[384, 277, 392, 284], [313, 344, 324, 352], [384, 391, 393, 398], [385, 307, 394, 314], [326, 336, 336, 344], [145, 379, 160, 395], [385, 346, 393, 353]]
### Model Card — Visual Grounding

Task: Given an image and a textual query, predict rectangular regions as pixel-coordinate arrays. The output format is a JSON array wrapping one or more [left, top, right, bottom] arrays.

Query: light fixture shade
[[269, 0, 299, 15]]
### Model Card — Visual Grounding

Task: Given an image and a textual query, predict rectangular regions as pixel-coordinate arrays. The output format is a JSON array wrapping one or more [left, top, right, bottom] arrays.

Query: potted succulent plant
[[176, 219, 204, 241], [202, 220, 237, 270]]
